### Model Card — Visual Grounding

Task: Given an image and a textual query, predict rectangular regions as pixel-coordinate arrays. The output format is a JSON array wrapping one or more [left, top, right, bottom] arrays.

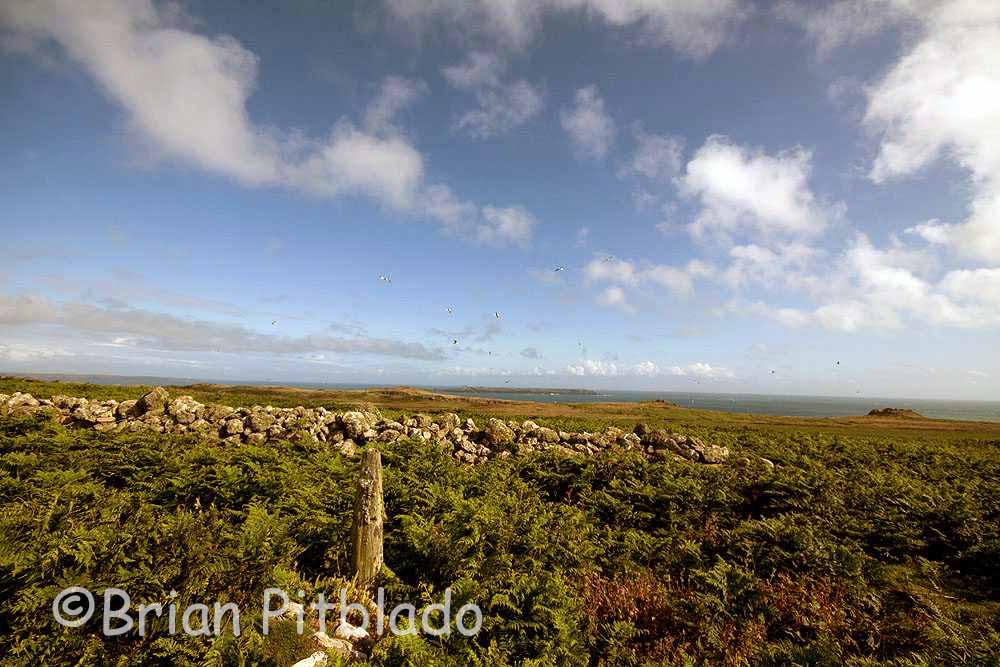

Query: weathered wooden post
[[351, 448, 384, 585]]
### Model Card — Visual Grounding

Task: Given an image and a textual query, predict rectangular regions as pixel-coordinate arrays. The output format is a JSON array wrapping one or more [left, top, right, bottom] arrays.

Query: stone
[[339, 411, 372, 440], [700, 445, 729, 464], [133, 387, 169, 416], [167, 396, 202, 425], [536, 427, 561, 444], [203, 404, 235, 422], [634, 422, 651, 437], [313, 632, 363, 660], [340, 439, 357, 457], [116, 400, 137, 419], [290, 652, 327, 667], [247, 411, 274, 433], [246, 432, 266, 445], [441, 413, 461, 430], [377, 429, 402, 443], [483, 418, 515, 447], [334, 620, 369, 642], [224, 418, 245, 437]]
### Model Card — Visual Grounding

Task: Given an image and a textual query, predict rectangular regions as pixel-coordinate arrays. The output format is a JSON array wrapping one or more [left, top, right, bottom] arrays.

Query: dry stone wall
[[0, 387, 729, 465]]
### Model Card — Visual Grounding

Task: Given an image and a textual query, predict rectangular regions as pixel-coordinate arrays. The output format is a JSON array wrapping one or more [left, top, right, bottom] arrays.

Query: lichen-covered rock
[[134, 387, 169, 416], [203, 404, 235, 422], [483, 418, 515, 446], [339, 411, 373, 440], [536, 427, 561, 444], [167, 396, 202, 425], [224, 418, 245, 437], [247, 411, 274, 433], [116, 400, 137, 419]]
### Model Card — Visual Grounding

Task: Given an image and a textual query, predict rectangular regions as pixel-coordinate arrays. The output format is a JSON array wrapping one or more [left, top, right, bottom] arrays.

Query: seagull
[[452, 339, 458, 345], [504, 379, 511, 384], [553, 266, 566, 272], [495, 311, 501, 319], [446, 307, 454, 315], [271, 320, 277, 325], [378, 274, 391, 284], [771, 370, 776, 375], [602, 255, 616, 263]]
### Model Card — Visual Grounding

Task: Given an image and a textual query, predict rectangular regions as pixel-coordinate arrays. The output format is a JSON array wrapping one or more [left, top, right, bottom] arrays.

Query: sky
[[1, 0, 999, 399]]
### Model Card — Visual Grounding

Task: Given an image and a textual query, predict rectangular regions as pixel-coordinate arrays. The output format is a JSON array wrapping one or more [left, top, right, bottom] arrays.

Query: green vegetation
[[1, 378, 999, 665]]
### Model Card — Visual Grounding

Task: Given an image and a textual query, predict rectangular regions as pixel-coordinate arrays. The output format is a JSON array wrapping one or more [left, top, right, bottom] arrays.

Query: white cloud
[[777, 0, 917, 56], [0, 0, 537, 246], [623, 126, 684, 181], [584, 257, 640, 286], [0, 342, 75, 362], [442, 52, 544, 138], [863, 2, 1000, 261], [561, 85, 616, 160], [596, 286, 634, 313], [584, 256, 714, 299], [680, 135, 838, 243], [565, 359, 618, 376], [363, 75, 428, 134], [670, 362, 736, 380], [940, 268, 1000, 307], [0, 294, 448, 360], [477, 206, 537, 246], [739, 235, 1000, 333], [383, 0, 747, 58]]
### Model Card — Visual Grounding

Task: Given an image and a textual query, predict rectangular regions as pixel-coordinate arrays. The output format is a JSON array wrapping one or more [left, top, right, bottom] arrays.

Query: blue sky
[[1, 0, 998, 399]]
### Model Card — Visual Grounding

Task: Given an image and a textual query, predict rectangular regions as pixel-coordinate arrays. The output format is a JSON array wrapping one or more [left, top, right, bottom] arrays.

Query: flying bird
[[602, 255, 616, 263], [446, 307, 453, 315], [553, 266, 566, 272], [495, 311, 501, 319], [271, 320, 277, 325], [452, 339, 458, 345]]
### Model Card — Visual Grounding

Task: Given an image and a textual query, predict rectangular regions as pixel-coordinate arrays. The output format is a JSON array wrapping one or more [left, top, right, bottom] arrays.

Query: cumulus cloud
[[0, 0, 536, 246], [863, 2, 1000, 262], [680, 135, 839, 243], [566, 359, 618, 376], [477, 206, 537, 246], [363, 75, 428, 134], [442, 52, 543, 138], [584, 256, 714, 299], [566, 358, 735, 380], [777, 0, 918, 56], [670, 362, 736, 380], [383, 0, 746, 58], [596, 286, 634, 313], [738, 235, 1000, 332], [622, 126, 684, 181], [0, 294, 447, 360], [561, 85, 616, 160]]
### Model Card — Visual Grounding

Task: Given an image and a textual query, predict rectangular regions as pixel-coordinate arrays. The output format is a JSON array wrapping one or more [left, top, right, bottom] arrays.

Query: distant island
[[446, 386, 600, 395]]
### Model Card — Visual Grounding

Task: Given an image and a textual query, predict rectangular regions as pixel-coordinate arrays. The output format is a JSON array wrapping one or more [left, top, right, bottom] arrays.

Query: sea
[[10, 373, 1000, 422]]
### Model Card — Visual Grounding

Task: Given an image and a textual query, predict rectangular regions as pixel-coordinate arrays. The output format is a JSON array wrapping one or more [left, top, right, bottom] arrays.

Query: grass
[[1, 376, 999, 665]]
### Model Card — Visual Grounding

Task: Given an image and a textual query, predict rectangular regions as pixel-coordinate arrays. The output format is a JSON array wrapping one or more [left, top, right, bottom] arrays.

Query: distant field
[[2, 375, 999, 665]]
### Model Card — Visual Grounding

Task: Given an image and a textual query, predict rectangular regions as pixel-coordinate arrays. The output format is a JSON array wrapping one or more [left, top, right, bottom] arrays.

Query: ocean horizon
[[8, 372, 1000, 422]]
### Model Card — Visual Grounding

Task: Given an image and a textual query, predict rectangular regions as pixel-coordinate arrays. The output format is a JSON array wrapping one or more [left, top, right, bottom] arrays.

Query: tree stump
[[350, 448, 384, 585]]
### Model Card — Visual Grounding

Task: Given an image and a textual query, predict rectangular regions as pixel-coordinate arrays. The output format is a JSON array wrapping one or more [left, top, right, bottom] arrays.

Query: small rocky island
[[867, 408, 925, 418]]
